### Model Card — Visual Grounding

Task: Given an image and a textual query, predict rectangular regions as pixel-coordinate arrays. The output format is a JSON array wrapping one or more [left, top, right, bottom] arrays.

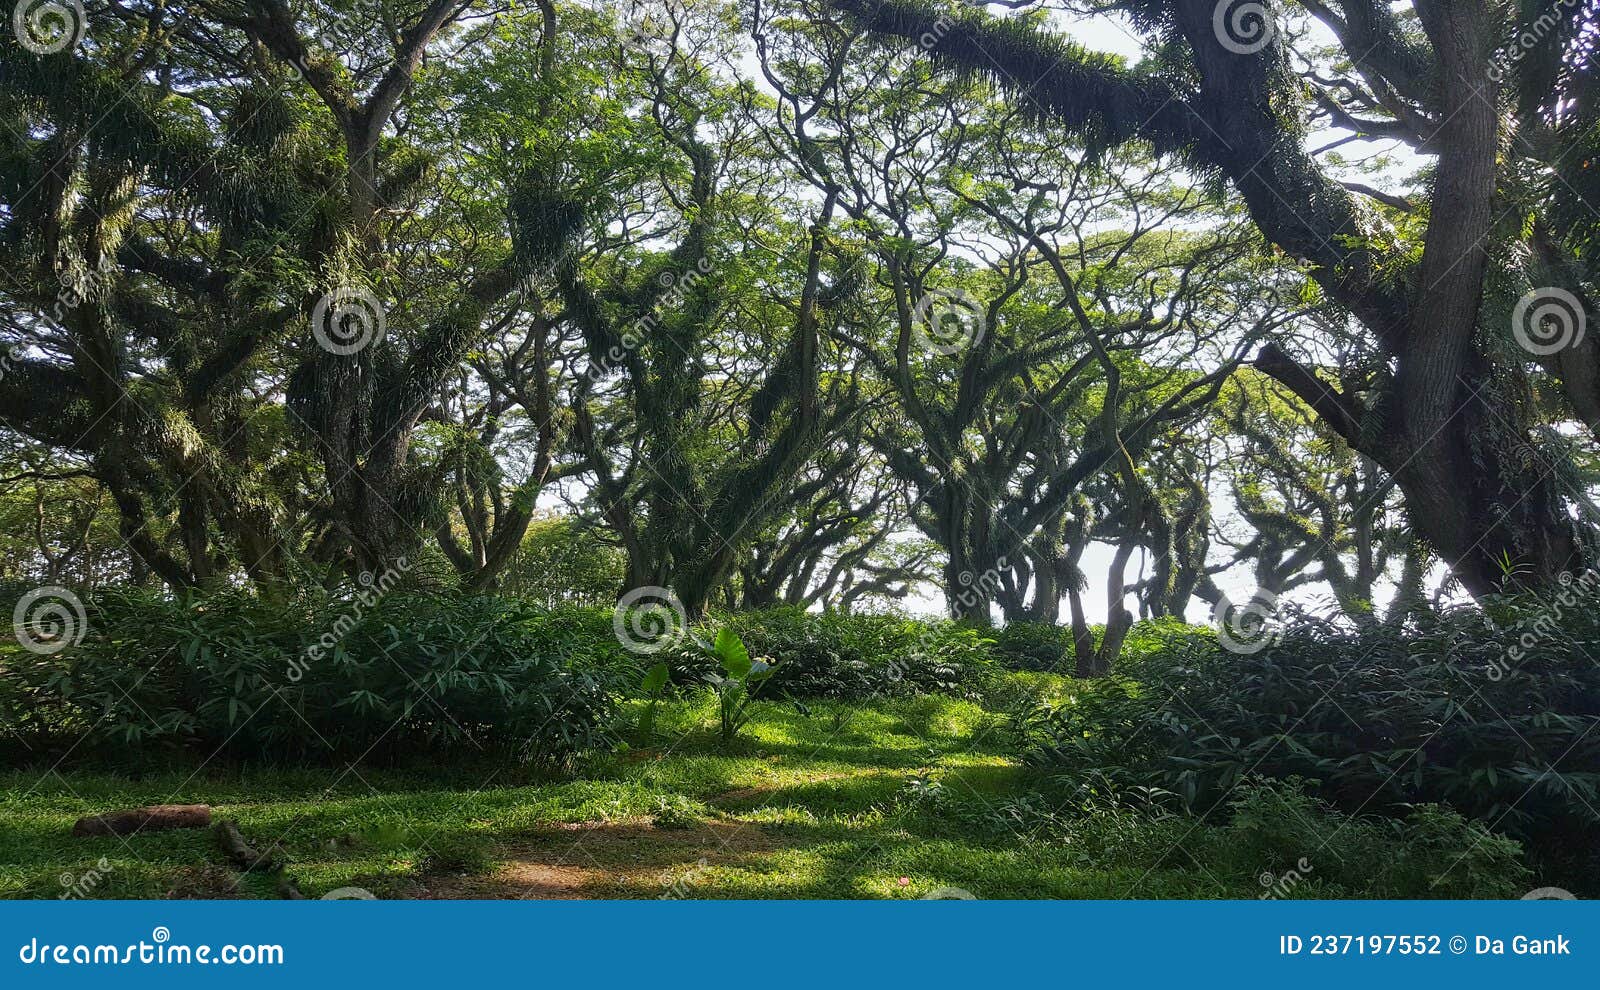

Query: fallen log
[[72, 804, 212, 837], [214, 820, 285, 873]]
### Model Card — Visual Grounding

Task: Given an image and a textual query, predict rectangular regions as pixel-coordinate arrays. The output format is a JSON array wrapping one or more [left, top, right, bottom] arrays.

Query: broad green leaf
[[640, 662, 669, 693], [714, 628, 752, 678]]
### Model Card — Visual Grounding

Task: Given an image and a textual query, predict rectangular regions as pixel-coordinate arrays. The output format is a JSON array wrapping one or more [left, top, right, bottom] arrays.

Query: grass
[[0, 680, 1286, 900]]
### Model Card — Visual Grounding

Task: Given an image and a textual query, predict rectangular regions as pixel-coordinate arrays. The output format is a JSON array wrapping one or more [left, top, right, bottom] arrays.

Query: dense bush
[[662, 607, 996, 700], [989, 622, 1076, 671], [915, 773, 1528, 898], [989, 617, 1206, 673], [1022, 600, 1600, 886], [4, 587, 626, 764]]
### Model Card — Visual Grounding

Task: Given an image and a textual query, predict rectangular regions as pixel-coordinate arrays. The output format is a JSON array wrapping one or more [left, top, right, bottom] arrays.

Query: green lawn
[[2, 683, 1274, 900]]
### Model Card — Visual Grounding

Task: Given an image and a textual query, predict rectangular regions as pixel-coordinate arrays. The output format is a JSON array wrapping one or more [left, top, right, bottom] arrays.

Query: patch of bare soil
[[408, 818, 777, 900]]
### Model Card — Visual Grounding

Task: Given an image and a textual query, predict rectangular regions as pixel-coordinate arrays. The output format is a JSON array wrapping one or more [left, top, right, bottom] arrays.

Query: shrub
[[659, 607, 995, 700], [1022, 600, 1600, 887], [1222, 778, 1529, 899], [989, 621, 1075, 671], [6, 586, 625, 765], [989, 617, 1208, 673]]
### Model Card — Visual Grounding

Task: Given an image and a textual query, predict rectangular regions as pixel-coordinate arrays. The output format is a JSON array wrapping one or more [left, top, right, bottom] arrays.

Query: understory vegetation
[[2, 596, 1591, 898], [0, 686, 1535, 900]]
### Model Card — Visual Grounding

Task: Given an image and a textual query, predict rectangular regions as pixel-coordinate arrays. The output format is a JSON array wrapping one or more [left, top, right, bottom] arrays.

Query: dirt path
[[408, 817, 779, 899]]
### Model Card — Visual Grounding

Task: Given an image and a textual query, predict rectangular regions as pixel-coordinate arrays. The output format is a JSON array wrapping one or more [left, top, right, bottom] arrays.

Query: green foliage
[[703, 628, 777, 745], [989, 621, 1075, 671], [989, 618, 1205, 673], [1023, 599, 1600, 885], [665, 607, 995, 700], [500, 516, 625, 607], [6, 588, 624, 765], [1222, 779, 1529, 899], [638, 662, 670, 740]]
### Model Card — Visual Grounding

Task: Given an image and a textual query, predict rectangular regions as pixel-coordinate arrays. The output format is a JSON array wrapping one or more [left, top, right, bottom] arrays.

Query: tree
[[756, 11, 1275, 622], [827, 0, 1600, 597]]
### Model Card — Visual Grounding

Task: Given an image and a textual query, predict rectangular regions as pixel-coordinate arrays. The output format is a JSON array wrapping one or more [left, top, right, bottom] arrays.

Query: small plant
[[703, 627, 776, 745], [638, 661, 669, 740], [900, 770, 945, 806], [650, 795, 701, 830]]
